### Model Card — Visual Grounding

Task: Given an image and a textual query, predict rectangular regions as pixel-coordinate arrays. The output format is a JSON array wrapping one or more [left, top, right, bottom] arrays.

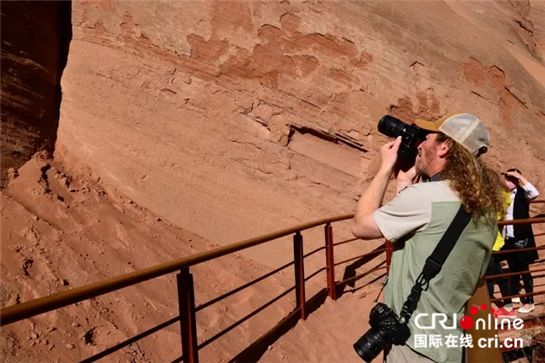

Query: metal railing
[[465, 199, 545, 362], [486, 219, 545, 306], [1, 212, 390, 363], [0, 214, 353, 326], [479, 202, 545, 356], [1, 201, 544, 362]]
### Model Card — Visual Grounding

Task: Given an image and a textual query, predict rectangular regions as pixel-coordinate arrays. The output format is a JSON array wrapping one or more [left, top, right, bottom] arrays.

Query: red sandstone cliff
[[55, 1, 545, 269], [2, 1, 545, 362], [0, 1, 71, 187]]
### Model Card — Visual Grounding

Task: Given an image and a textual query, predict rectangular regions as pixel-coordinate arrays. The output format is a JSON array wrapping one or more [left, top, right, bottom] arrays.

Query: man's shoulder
[[400, 181, 459, 202]]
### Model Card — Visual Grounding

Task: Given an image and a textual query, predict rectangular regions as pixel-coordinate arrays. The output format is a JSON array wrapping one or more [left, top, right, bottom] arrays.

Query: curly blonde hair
[[436, 134, 506, 224]]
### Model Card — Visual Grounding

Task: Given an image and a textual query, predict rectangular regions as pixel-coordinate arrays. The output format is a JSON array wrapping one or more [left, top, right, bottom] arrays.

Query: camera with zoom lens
[[353, 303, 411, 363], [378, 116, 429, 160]]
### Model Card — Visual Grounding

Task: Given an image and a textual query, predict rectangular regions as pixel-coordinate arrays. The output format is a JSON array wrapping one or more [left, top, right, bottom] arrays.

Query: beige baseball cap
[[415, 111, 490, 156]]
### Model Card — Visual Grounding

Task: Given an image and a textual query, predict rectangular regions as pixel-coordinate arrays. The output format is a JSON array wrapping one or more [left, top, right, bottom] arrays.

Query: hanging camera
[[353, 302, 411, 362]]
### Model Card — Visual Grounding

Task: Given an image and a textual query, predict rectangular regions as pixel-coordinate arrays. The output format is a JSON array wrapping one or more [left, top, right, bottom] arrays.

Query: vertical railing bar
[[293, 231, 307, 320], [177, 267, 199, 363], [325, 223, 337, 301], [385, 240, 393, 274]]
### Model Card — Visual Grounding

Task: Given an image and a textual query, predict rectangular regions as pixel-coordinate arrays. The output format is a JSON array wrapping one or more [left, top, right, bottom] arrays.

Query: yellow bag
[[492, 191, 511, 252]]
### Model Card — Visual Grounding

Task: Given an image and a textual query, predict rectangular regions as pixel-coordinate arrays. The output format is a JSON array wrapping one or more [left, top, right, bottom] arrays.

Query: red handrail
[[0, 214, 353, 326], [2, 210, 544, 362]]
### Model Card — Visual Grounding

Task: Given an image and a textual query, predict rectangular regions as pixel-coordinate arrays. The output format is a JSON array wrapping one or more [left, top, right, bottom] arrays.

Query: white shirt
[[504, 182, 540, 238]]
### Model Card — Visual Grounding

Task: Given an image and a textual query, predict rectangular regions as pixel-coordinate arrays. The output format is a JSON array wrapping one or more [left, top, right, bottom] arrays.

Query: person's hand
[[505, 171, 522, 180], [379, 137, 402, 175], [395, 165, 417, 193], [504, 171, 528, 185]]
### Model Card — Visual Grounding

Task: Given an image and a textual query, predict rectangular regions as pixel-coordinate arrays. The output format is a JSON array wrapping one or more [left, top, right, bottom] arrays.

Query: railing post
[[465, 279, 503, 363], [324, 223, 336, 301], [293, 231, 306, 320], [385, 240, 393, 275], [177, 267, 199, 363]]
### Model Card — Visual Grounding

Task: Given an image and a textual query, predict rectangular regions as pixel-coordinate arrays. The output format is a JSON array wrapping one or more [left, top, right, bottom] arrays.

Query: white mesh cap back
[[438, 113, 490, 156]]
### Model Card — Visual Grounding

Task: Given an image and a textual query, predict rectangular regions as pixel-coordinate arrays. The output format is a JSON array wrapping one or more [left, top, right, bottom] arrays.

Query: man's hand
[[395, 165, 417, 193], [379, 137, 402, 175], [505, 171, 529, 185], [352, 138, 403, 240]]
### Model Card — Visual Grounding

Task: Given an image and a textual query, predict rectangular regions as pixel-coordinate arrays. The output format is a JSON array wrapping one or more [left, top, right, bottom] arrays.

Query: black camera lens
[[378, 115, 408, 139], [353, 303, 393, 362], [353, 328, 390, 363], [377, 115, 429, 160]]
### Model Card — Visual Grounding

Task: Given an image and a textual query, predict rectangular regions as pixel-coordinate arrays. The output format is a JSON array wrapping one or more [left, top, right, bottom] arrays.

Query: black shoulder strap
[[399, 205, 472, 323]]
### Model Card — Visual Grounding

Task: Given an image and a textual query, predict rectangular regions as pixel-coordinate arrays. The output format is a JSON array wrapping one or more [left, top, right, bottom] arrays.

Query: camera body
[[378, 116, 429, 160], [353, 303, 411, 363]]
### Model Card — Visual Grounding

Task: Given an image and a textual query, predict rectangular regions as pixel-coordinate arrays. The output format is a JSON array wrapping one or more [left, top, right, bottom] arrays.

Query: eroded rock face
[[0, 1, 72, 187], [56, 1, 545, 267]]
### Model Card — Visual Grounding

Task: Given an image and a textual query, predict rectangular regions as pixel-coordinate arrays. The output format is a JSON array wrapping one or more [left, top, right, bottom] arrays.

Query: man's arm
[[523, 183, 540, 200], [352, 137, 401, 239], [351, 169, 391, 239], [506, 171, 540, 200]]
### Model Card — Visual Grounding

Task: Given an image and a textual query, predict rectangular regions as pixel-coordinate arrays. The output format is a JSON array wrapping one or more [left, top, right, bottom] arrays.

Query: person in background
[[498, 169, 540, 316], [485, 189, 511, 310]]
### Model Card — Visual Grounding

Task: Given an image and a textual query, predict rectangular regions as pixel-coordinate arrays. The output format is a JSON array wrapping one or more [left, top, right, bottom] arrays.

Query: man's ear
[[437, 139, 451, 158]]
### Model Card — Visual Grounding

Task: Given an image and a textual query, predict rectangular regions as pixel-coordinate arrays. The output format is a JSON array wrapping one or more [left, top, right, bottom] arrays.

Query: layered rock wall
[[0, 1, 71, 187], [55, 1, 545, 268]]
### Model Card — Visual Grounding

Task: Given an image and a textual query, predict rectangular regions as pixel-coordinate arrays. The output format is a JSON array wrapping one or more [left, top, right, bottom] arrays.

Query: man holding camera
[[352, 112, 505, 363]]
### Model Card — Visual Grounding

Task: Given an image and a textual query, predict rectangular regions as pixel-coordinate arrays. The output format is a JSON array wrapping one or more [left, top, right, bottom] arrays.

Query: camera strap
[[399, 205, 471, 323], [373, 275, 388, 304]]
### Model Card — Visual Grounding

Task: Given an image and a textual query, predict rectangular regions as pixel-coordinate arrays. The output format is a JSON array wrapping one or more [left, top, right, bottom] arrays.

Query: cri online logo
[[415, 303, 524, 330], [460, 303, 491, 329], [459, 303, 523, 330]]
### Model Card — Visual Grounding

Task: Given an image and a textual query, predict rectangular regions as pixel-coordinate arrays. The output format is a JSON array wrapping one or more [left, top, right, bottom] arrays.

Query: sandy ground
[[0, 151, 382, 363]]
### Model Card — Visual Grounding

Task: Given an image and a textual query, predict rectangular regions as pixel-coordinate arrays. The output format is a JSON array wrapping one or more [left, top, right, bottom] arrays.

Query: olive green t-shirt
[[373, 181, 496, 363]]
